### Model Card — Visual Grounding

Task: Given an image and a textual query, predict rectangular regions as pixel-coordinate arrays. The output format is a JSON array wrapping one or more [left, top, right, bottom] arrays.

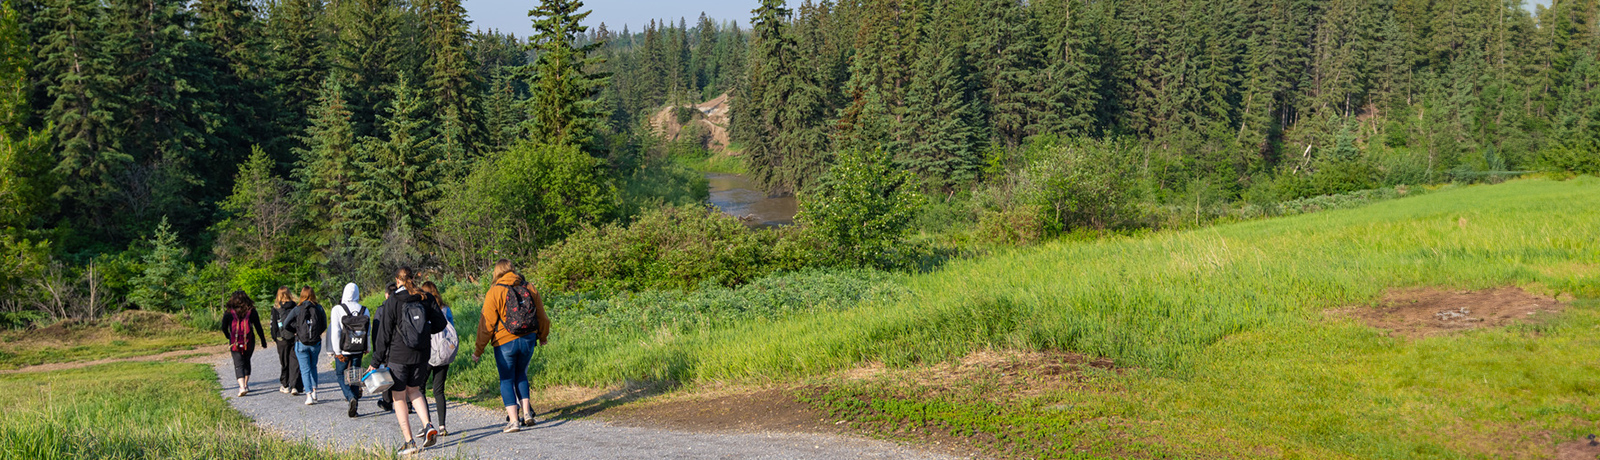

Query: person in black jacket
[[377, 282, 398, 413], [369, 267, 446, 455], [220, 291, 267, 397], [284, 286, 328, 406], [270, 286, 303, 395]]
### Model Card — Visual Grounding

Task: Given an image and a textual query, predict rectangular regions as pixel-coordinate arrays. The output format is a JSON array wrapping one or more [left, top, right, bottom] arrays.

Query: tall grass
[[0, 362, 374, 459], [683, 178, 1598, 378], [451, 177, 1597, 390]]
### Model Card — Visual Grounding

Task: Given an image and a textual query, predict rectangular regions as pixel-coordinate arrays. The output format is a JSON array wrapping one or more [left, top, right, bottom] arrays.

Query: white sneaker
[[304, 394, 316, 405], [237, 388, 247, 397], [279, 386, 288, 394]]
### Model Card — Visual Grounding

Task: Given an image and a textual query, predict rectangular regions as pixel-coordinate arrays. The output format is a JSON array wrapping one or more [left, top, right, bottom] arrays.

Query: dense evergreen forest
[[0, 0, 1596, 327]]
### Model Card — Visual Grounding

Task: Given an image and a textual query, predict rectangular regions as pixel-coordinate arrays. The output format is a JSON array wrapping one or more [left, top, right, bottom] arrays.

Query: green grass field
[[0, 362, 373, 459], [423, 177, 1597, 457], [0, 311, 223, 371]]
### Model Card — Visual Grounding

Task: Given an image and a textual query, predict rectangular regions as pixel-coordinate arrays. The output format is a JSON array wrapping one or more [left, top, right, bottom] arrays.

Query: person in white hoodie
[[327, 282, 371, 418]]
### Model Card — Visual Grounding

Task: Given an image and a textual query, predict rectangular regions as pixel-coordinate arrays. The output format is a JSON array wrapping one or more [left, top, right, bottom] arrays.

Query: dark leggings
[[426, 364, 449, 426], [277, 340, 302, 391], [230, 349, 253, 379]]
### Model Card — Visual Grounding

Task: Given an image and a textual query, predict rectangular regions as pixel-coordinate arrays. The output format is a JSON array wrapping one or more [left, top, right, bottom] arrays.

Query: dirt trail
[[0, 344, 228, 374], [215, 345, 960, 459]]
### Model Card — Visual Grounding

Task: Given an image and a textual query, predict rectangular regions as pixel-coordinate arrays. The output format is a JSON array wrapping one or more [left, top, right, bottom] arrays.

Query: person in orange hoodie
[[471, 259, 550, 433]]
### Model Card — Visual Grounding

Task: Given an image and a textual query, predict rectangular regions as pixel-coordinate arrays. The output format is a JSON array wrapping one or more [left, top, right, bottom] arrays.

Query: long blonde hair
[[491, 259, 514, 282], [274, 286, 293, 307]]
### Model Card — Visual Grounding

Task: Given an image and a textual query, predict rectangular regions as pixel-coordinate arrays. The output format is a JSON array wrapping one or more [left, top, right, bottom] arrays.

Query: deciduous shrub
[[535, 206, 785, 292], [798, 149, 925, 268]]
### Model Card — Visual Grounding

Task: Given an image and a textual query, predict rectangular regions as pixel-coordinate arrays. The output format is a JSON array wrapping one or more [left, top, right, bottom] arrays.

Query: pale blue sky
[[460, 0, 1557, 38], [461, 0, 753, 36]]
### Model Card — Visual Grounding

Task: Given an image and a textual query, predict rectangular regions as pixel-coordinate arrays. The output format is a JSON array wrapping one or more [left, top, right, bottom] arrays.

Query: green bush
[[535, 206, 787, 293], [432, 141, 619, 276], [1019, 137, 1143, 233], [798, 149, 925, 268]]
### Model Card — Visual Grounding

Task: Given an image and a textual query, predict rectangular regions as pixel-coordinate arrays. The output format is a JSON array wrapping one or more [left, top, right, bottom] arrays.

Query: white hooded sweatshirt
[[326, 282, 369, 356]]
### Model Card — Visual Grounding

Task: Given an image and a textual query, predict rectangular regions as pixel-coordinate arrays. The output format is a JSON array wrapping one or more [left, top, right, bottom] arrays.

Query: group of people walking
[[219, 259, 550, 456]]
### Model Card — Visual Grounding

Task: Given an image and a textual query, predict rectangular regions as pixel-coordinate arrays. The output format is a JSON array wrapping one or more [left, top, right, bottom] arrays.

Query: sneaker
[[237, 388, 247, 397], [278, 386, 288, 394], [304, 394, 315, 405], [437, 426, 448, 436], [377, 399, 393, 412], [396, 440, 420, 455], [347, 399, 359, 418], [522, 411, 536, 427], [502, 420, 521, 433], [291, 389, 303, 396], [420, 424, 438, 448]]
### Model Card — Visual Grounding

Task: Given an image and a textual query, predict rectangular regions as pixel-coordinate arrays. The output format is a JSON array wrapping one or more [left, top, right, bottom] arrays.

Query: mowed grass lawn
[[0, 362, 373, 460]]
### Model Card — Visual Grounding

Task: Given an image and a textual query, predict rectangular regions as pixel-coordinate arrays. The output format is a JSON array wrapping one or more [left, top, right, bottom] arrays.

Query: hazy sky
[[461, 0, 753, 36], [460, 0, 1557, 37]]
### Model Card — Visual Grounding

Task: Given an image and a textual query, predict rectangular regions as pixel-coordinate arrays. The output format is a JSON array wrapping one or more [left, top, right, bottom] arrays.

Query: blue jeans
[[492, 334, 536, 407], [294, 342, 321, 394], [333, 353, 364, 401]]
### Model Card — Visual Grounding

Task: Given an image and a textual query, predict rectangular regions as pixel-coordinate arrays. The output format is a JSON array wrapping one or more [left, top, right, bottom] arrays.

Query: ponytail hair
[[491, 259, 513, 282], [396, 267, 417, 294]]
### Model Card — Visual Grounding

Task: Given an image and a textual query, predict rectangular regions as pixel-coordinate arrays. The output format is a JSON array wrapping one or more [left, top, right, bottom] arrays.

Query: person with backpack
[[327, 282, 371, 418], [418, 281, 459, 436], [270, 286, 303, 395], [220, 290, 267, 397], [284, 286, 328, 406], [471, 259, 550, 433], [376, 282, 397, 413], [369, 268, 447, 455]]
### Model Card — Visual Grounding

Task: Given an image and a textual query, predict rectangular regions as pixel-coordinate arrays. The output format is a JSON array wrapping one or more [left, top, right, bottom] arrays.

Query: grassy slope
[[0, 311, 224, 370], [689, 177, 1599, 380], [797, 177, 1600, 458], [0, 362, 373, 459]]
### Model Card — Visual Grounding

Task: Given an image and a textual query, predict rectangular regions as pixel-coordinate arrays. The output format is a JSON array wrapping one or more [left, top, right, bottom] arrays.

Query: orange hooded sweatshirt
[[474, 271, 550, 357]]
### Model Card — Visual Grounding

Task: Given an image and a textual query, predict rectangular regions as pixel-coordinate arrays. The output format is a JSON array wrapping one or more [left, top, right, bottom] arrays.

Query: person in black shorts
[[369, 268, 446, 455]]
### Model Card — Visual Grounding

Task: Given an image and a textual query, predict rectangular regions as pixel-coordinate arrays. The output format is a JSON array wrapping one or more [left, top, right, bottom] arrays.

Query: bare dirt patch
[[649, 93, 733, 152], [1558, 437, 1600, 460], [598, 388, 844, 436], [843, 349, 1119, 402], [1329, 287, 1565, 339]]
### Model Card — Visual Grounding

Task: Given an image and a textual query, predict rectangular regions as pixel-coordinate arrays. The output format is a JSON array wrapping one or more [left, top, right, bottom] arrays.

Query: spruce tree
[[195, 0, 273, 182], [894, 13, 983, 190], [421, 0, 485, 175], [128, 216, 189, 311], [36, 0, 123, 224], [265, 0, 327, 146], [294, 77, 359, 231], [524, 0, 611, 149], [348, 75, 437, 239], [331, 0, 404, 137], [738, 0, 829, 193], [0, 1, 52, 228]]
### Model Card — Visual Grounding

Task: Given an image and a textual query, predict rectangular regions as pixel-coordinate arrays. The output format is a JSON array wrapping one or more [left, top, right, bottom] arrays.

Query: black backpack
[[397, 297, 444, 350], [295, 302, 325, 345], [271, 304, 295, 341], [497, 283, 541, 337], [338, 303, 371, 353]]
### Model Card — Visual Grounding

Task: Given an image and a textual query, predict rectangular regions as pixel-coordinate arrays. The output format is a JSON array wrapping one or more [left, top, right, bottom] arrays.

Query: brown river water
[[706, 173, 797, 227]]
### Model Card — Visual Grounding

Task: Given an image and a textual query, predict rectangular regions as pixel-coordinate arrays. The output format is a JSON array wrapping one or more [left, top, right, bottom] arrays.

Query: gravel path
[[215, 346, 959, 459]]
